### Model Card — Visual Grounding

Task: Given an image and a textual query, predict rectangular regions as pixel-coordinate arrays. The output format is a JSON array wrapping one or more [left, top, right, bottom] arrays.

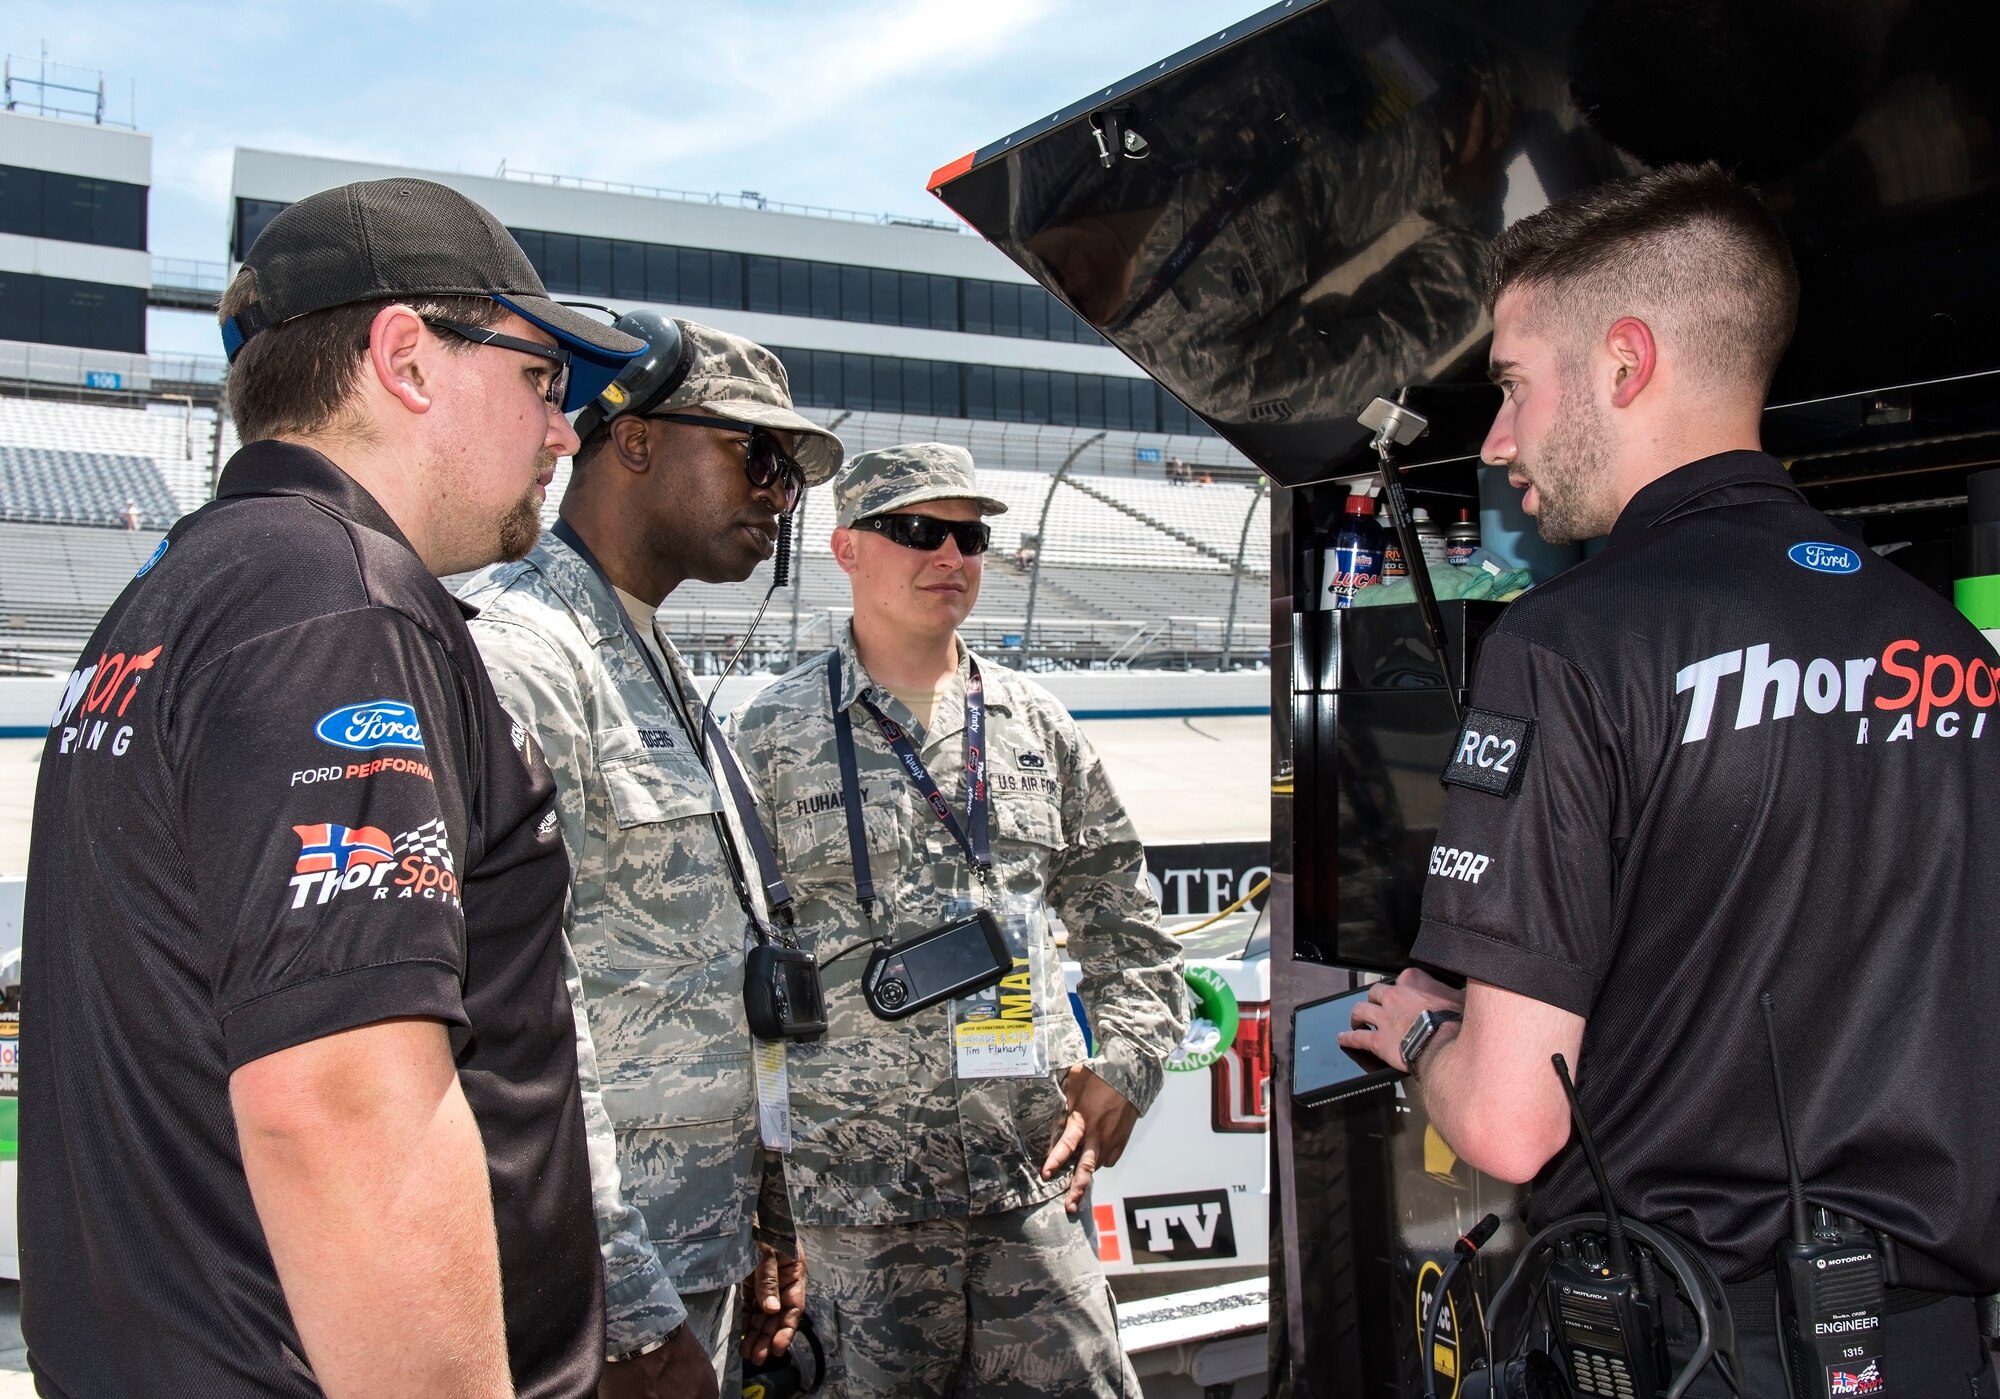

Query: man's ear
[[1604, 315, 1658, 410], [367, 305, 431, 414], [608, 417, 655, 474], [830, 527, 860, 578]]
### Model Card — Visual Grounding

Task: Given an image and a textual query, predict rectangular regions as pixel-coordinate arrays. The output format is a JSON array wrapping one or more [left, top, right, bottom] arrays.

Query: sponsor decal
[[1441, 709, 1533, 796], [1789, 541, 1862, 575], [1676, 638, 1997, 745], [1091, 1203, 1123, 1264], [538, 809, 559, 838], [1123, 1189, 1238, 1262], [290, 755, 435, 786], [1428, 844, 1492, 884], [1210, 1000, 1270, 1133], [314, 700, 425, 752], [286, 817, 459, 911], [135, 538, 168, 577], [50, 645, 164, 759], [1016, 751, 1047, 770], [1826, 1359, 1883, 1396], [509, 722, 526, 752]]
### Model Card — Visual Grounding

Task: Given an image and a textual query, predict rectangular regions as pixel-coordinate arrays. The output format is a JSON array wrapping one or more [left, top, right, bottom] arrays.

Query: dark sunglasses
[[648, 412, 804, 511], [422, 317, 571, 410], [855, 512, 991, 555]]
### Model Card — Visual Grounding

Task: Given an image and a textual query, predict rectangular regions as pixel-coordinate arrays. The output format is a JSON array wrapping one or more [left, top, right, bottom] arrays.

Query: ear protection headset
[[571, 309, 692, 443]]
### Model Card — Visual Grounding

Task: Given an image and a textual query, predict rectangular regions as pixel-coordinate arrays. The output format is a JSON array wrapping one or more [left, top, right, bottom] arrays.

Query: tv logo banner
[[1122, 1189, 1238, 1262]]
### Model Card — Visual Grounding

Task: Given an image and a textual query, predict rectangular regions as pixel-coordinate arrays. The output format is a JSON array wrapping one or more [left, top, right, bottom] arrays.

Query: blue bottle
[[1322, 490, 1384, 608]]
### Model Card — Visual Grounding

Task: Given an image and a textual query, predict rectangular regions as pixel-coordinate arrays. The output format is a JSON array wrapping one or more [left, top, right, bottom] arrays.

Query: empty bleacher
[[0, 522, 166, 672], [0, 447, 181, 531], [0, 393, 1272, 675]]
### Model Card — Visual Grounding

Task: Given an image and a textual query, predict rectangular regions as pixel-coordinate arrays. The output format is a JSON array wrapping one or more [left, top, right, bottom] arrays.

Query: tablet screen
[[1291, 986, 1406, 1106]]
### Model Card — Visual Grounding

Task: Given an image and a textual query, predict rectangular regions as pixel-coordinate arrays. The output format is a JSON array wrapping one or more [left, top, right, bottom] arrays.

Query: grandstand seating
[[0, 522, 166, 672], [0, 447, 181, 531], [0, 393, 1273, 674]]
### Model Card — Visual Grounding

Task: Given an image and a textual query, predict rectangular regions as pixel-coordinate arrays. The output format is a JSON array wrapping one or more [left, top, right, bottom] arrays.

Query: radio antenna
[[1758, 992, 1813, 1246], [1553, 1053, 1631, 1276]]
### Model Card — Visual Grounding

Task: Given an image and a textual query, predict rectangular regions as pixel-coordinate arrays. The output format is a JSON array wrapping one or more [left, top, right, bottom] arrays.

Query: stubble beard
[[496, 450, 555, 562], [1527, 371, 1617, 546]]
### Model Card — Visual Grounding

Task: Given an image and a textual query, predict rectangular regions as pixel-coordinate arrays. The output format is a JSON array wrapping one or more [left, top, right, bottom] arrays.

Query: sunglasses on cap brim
[[855, 513, 991, 555], [647, 412, 804, 512]]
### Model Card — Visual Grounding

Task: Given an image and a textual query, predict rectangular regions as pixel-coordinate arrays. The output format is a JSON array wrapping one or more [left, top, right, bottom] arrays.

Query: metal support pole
[[1221, 474, 1267, 670], [1021, 429, 1106, 670], [791, 409, 852, 668]]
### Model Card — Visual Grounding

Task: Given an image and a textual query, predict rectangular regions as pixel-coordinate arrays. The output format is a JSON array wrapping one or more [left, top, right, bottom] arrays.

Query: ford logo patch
[[1788, 542, 1861, 575], [135, 538, 168, 578], [316, 700, 426, 752]]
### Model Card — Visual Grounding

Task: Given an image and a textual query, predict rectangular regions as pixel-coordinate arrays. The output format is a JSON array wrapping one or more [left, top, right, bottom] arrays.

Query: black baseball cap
[[221, 177, 644, 412]]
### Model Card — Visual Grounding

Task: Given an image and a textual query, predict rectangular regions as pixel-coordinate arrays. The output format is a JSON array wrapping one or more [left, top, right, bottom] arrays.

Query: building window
[[613, 240, 648, 300], [5, 167, 149, 251], [765, 345, 1205, 436], [0, 271, 145, 351], [233, 197, 289, 261]]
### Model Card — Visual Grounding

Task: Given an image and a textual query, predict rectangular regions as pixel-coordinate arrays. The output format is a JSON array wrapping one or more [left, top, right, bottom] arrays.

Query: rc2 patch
[[1442, 708, 1534, 797]]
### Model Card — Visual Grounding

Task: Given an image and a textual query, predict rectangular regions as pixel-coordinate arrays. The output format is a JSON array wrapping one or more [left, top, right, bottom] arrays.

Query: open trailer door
[[929, 0, 2000, 1392]]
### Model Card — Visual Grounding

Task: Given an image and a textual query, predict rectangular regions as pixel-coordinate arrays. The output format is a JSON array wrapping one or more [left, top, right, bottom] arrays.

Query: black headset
[[570, 309, 692, 442]]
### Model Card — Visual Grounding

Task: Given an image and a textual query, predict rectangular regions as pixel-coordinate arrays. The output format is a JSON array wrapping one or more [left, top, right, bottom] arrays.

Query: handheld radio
[[1759, 993, 1889, 1399], [1544, 1054, 1671, 1398]]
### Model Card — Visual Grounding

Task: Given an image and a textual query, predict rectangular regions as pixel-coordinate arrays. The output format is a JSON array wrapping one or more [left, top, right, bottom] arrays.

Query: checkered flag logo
[[394, 818, 454, 874]]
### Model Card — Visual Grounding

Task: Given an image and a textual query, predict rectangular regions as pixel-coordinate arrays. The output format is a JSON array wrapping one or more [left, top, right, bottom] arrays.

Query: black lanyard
[[827, 647, 990, 921], [549, 521, 796, 934]]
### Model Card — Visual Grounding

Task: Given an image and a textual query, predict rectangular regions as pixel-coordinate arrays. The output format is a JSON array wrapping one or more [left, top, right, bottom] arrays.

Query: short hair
[[217, 267, 503, 442], [1488, 162, 1799, 395]]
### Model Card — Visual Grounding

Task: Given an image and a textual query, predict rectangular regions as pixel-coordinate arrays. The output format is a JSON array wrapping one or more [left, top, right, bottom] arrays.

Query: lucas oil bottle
[[1321, 490, 1384, 608]]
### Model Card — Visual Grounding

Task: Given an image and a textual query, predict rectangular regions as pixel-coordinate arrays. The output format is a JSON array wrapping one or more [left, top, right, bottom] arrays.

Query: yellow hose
[[1169, 876, 1271, 937]]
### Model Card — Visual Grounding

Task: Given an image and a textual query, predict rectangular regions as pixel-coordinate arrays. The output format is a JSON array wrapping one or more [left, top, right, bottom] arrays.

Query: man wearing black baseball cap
[[21, 178, 642, 1399]]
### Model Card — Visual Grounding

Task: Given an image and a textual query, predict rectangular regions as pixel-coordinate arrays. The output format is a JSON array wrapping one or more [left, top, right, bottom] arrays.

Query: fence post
[[1021, 430, 1106, 670], [1221, 475, 1267, 670], [792, 409, 851, 669]]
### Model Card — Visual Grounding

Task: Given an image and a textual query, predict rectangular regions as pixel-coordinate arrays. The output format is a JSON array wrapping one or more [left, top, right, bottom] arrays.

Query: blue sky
[[5, 1, 1263, 356]]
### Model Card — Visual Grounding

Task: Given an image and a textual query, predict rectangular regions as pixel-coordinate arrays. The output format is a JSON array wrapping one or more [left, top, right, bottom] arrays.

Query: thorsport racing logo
[[49, 645, 164, 758], [1827, 1359, 1883, 1396], [1676, 639, 1997, 745], [286, 817, 459, 910]]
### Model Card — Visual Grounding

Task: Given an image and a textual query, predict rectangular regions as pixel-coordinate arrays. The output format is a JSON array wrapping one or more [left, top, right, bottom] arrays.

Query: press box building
[[226, 149, 1254, 482]]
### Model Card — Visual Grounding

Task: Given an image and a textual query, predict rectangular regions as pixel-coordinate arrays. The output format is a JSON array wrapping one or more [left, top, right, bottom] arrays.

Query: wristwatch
[[1400, 1008, 1463, 1079]]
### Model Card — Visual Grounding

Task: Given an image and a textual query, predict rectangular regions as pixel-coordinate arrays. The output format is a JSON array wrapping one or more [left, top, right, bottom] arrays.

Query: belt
[[1724, 1272, 1949, 1332]]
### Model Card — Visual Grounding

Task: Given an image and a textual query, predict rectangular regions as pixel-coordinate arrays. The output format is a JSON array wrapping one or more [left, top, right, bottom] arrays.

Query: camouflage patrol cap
[[834, 442, 1009, 527], [595, 317, 844, 486]]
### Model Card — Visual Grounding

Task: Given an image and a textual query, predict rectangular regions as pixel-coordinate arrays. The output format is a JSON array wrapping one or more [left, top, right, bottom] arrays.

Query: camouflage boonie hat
[[834, 442, 1009, 527], [652, 321, 844, 486]]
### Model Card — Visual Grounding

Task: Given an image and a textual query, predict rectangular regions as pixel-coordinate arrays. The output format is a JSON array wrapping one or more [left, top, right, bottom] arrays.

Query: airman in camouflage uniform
[[461, 317, 843, 1396], [730, 443, 1187, 1397]]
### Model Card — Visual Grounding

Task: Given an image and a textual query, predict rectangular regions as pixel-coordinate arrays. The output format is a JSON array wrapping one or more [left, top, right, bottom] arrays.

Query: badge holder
[[948, 892, 1054, 1079]]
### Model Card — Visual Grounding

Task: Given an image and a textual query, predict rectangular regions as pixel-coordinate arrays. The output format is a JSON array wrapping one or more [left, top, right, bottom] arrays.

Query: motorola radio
[[1461, 1055, 1738, 1398], [1760, 993, 1890, 1399], [1542, 1054, 1671, 1398]]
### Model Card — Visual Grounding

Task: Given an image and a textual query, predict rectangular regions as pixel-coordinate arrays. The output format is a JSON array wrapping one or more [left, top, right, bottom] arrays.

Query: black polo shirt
[[21, 441, 600, 1397], [1414, 450, 2000, 1292]]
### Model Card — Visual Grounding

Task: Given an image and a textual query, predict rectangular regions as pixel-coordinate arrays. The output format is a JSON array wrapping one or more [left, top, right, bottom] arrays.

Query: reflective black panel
[[930, 0, 2000, 487]]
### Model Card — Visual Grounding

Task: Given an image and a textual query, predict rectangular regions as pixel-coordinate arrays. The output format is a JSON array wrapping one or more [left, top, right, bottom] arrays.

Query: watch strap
[[1403, 1008, 1464, 1078]]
